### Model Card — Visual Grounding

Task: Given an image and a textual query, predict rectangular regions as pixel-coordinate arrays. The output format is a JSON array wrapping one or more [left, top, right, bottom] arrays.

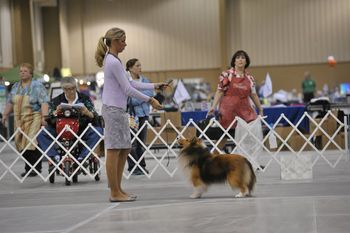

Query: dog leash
[[162, 90, 170, 167], [160, 80, 173, 167]]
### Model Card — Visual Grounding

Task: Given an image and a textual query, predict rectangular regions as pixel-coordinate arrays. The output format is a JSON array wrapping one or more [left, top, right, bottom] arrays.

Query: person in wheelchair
[[37, 77, 103, 164]]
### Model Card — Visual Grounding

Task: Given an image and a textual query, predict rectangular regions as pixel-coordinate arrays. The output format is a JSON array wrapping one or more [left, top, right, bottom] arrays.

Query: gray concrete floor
[[1, 148, 350, 233]]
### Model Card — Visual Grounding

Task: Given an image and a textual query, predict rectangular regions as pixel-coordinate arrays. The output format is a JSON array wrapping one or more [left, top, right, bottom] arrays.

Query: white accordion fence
[[0, 110, 349, 182]]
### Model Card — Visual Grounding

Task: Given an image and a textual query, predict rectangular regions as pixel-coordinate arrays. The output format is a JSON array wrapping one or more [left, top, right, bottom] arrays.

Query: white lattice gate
[[0, 111, 348, 182]]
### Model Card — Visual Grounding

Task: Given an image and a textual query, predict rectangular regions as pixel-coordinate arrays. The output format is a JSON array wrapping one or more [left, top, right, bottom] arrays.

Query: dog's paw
[[235, 192, 244, 198], [190, 193, 202, 199], [235, 192, 250, 198]]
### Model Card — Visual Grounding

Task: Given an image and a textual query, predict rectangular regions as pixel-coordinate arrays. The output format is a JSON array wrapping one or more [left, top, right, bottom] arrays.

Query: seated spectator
[[37, 77, 103, 163]]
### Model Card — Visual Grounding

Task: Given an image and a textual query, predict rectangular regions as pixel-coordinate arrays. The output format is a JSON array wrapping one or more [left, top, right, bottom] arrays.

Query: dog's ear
[[190, 136, 202, 145], [177, 138, 185, 145], [190, 137, 197, 144], [195, 137, 202, 144]]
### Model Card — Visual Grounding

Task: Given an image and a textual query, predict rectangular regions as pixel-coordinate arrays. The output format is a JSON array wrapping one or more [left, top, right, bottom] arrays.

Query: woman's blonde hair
[[95, 27, 125, 67]]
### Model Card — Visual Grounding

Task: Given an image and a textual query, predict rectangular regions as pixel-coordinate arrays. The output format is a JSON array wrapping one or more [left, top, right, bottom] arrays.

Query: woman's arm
[[131, 78, 154, 106], [41, 103, 49, 126], [34, 81, 50, 125], [130, 79, 168, 91], [2, 83, 16, 124], [41, 102, 49, 116], [208, 89, 223, 115], [111, 61, 151, 102], [250, 93, 263, 116], [247, 75, 263, 116], [130, 79, 154, 90], [2, 103, 13, 125], [80, 96, 98, 119]]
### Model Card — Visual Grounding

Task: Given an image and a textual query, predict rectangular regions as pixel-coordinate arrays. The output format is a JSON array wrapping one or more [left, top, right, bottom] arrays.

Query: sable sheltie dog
[[178, 137, 256, 198]]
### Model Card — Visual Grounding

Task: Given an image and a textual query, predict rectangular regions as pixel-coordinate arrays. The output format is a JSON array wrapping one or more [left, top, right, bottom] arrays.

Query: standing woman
[[95, 27, 164, 202], [126, 58, 153, 175], [208, 50, 263, 149], [2, 63, 49, 177]]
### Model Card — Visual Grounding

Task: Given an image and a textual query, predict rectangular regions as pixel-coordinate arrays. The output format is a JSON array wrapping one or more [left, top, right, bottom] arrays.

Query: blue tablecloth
[[181, 106, 309, 132]]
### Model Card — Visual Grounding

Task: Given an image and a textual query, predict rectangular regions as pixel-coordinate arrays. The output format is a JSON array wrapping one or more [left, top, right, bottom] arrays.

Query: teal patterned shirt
[[7, 80, 49, 112]]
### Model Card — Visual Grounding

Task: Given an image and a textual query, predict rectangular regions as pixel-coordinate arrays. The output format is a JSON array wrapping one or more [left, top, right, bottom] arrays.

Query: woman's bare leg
[[117, 149, 136, 197], [105, 149, 129, 200]]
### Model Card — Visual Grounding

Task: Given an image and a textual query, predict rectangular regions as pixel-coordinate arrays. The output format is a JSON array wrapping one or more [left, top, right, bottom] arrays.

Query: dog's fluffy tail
[[244, 158, 256, 193]]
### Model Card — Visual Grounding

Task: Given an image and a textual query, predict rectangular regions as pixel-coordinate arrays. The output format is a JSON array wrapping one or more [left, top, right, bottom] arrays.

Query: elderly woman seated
[[37, 77, 103, 164]]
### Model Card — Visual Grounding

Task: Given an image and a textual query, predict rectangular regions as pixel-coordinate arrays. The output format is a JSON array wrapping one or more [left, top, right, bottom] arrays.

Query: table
[[181, 106, 309, 132]]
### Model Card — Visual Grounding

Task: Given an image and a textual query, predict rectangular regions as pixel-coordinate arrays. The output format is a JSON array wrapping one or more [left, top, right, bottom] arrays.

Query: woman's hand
[[80, 106, 93, 118], [148, 97, 163, 110], [258, 108, 264, 116], [155, 81, 172, 91], [53, 105, 62, 116], [208, 107, 215, 116], [1, 114, 8, 125], [41, 117, 48, 127]]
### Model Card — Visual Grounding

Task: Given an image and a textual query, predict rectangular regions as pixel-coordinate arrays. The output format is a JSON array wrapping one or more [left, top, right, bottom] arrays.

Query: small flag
[[262, 73, 273, 97], [173, 80, 191, 104]]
